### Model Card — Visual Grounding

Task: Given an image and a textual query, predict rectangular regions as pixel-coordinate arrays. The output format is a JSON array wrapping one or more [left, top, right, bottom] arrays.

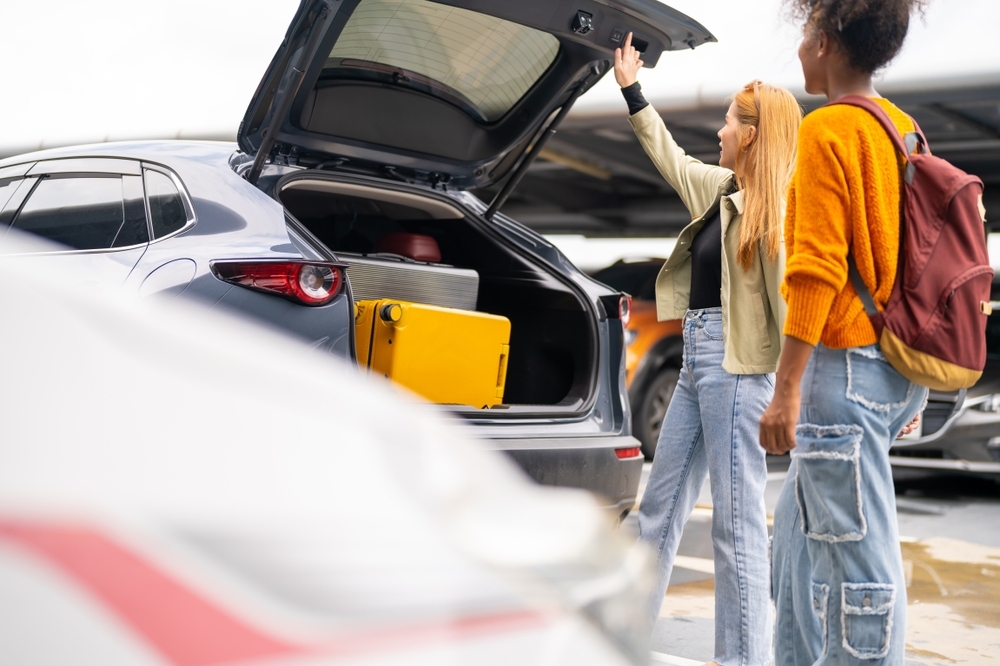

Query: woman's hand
[[760, 388, 801, 455], [759, 336, 814, 455], [614, 32, 643, 88], [899, 414, 921, 437]]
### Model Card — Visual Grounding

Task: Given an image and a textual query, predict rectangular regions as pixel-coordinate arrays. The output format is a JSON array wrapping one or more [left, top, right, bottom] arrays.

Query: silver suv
[[0, 0, 715, 518]]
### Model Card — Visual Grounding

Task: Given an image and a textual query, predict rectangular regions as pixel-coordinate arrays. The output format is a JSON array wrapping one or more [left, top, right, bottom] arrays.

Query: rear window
[[325, 0, 559, 122], [144, 169, 187, 239]]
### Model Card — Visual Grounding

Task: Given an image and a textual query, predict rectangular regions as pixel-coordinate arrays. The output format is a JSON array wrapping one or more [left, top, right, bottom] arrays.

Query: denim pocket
[[703, 317, 724, 341], [842, 583, 896, 660], [792, 424, 866, 542], [812, 582, 830, 656], [845, 346, 913, 414]]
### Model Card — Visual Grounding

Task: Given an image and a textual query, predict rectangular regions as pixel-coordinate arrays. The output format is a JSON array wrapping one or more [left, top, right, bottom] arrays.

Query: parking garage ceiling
[[475, 77, 1000, 237]]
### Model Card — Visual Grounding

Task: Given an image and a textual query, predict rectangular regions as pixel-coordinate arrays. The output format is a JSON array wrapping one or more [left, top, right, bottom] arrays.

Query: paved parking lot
[[621, 457, 1000, 665]]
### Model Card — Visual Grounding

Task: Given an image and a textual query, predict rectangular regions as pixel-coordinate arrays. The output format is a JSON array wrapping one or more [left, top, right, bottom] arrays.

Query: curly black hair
[[787, 0, 929, 73]]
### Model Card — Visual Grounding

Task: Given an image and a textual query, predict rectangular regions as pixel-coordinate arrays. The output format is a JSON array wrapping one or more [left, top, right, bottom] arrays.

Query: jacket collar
[[725, 189, 745, 215]]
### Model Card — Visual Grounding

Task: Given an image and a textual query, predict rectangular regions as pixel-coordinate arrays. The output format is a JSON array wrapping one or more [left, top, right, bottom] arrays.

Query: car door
[[0, 158, 150, 291], [237, 0, 714, 192]]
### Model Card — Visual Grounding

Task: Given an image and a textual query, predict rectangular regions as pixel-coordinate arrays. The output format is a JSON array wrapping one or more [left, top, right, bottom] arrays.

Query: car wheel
[[635, 364, 680, 460]]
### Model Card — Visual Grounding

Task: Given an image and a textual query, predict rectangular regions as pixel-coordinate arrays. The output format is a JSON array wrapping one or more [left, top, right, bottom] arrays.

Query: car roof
[[0, 140, 236, 172], [0, 141, 294, 248]]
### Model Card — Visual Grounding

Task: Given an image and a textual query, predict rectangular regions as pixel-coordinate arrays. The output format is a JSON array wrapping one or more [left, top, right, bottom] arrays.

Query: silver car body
[[0, 235, 653, 664]]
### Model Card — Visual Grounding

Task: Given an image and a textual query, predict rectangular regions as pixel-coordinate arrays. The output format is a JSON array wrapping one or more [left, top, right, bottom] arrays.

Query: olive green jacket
[[629, 105, 786, 374]]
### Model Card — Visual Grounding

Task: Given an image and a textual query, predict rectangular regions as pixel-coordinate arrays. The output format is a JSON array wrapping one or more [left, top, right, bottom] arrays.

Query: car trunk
[[277, 172, 595, 413], [241, 0, 713, 416]]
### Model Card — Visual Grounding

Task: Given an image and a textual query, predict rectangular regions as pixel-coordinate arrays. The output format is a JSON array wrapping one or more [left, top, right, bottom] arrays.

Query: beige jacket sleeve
[[628, 105, 733, 218]]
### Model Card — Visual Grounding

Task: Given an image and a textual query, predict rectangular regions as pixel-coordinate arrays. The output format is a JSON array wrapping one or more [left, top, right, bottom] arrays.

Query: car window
[[325, 0, 559, 122], [10, 176, 136, 251], [0, 179, 18, 212], [144, 169, 187, 239]]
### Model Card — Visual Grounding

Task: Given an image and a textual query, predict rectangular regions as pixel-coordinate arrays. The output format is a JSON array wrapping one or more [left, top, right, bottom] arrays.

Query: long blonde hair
[[731, 81, 802, 271]]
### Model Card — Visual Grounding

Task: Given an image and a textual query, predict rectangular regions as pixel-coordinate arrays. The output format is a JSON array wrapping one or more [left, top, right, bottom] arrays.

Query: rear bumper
[[487, 436, 643, 516], [889, 456, 1000, 474], [889, 407, 1000, 476]]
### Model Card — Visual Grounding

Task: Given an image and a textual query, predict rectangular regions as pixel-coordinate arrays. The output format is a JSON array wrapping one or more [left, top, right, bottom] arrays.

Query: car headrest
[[374, 232, 442, 263]]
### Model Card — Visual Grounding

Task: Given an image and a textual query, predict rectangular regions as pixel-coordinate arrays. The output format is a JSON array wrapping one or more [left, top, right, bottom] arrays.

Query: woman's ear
[[743, 125, 757, 149], [816, 30, 833, 59]]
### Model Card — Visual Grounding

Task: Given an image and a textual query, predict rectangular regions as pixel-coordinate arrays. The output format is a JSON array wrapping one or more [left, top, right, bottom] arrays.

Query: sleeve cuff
[[621, 82, 649, 116], [782, 276, 838, 345]]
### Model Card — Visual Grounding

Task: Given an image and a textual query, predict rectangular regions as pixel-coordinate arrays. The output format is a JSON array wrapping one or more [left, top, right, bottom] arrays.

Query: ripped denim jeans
[[772, 344, 928, 665]]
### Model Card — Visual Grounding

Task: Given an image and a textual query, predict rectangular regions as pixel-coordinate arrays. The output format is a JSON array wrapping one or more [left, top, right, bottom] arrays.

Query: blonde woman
[[615, 33, 801, 666]]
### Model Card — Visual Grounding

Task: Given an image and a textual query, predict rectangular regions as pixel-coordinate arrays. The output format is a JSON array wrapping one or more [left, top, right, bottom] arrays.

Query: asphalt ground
[[621, 457, 1000, 666]]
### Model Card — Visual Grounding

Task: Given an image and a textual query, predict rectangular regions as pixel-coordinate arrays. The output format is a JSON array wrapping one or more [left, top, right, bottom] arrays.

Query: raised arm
[[614, 33, 732, 217]]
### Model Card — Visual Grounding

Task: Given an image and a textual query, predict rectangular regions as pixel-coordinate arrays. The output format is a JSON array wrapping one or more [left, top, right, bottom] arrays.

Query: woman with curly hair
[[614, 33, 802, 666], [760, 1, 929, 663]]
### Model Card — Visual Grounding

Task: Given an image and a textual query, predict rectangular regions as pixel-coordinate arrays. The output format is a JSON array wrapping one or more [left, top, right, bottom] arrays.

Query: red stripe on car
[[0, 520, 304, 666], [0, 520, 551, 665]]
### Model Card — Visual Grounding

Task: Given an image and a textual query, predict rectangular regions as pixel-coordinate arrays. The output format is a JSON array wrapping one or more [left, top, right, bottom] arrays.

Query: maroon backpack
[[831, 96, 992, 391]]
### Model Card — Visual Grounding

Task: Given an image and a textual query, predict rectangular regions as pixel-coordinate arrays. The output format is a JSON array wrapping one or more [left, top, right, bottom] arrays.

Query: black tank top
[[688, 209, 723, 310]]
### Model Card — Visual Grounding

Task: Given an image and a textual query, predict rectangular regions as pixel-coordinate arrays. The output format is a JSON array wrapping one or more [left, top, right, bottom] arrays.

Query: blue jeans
[[638, 308, 773, 666], [772, 344, 928, 665]]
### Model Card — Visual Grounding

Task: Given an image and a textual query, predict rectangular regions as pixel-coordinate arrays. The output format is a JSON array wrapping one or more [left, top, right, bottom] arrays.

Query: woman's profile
[[615, 32, 802, 666]]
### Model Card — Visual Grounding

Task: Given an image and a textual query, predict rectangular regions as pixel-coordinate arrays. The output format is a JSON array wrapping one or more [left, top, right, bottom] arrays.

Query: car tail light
[[619, 294, 632, 327], [211, 260, 344, 306], [598, 293, 632, 327], [614, 447, 641, 459]]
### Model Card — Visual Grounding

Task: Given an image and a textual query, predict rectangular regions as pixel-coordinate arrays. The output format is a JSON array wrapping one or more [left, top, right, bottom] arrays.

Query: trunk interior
[[276, 174, 595, 411]]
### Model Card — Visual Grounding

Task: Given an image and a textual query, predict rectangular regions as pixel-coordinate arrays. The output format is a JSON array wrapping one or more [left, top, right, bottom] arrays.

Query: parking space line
[[651, 651, 702, 665]]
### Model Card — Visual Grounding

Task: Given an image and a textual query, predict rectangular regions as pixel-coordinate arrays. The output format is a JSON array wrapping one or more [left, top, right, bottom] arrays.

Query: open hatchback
[[231, 0, 714, 513], [0, 0, 713, 517], [239, 0, 714, 189]]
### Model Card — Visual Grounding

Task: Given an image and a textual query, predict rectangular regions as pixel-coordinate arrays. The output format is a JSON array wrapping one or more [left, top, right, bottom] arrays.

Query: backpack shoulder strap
[[828, 95, 930, 161], [827, 95, 910, 156], [847, 254, 880, 317]]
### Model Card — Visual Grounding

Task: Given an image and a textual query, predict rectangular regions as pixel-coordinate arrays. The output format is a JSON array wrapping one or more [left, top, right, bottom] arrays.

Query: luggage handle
[[495, 344, 509, 400]]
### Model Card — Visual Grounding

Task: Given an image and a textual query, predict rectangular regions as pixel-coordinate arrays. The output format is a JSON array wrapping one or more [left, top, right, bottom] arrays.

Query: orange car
[[592, 259, 683, 459]]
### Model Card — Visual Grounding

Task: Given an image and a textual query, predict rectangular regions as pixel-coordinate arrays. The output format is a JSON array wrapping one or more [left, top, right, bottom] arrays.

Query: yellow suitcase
[[354, 299, 510, 408]]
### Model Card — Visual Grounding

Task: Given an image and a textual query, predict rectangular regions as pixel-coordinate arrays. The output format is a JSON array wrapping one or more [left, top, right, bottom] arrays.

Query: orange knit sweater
[[781, 98, 915, 347]]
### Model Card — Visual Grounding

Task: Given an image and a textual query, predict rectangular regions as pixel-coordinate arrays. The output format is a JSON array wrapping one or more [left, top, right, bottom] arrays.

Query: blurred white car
[[0, 231, 652, 665]]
